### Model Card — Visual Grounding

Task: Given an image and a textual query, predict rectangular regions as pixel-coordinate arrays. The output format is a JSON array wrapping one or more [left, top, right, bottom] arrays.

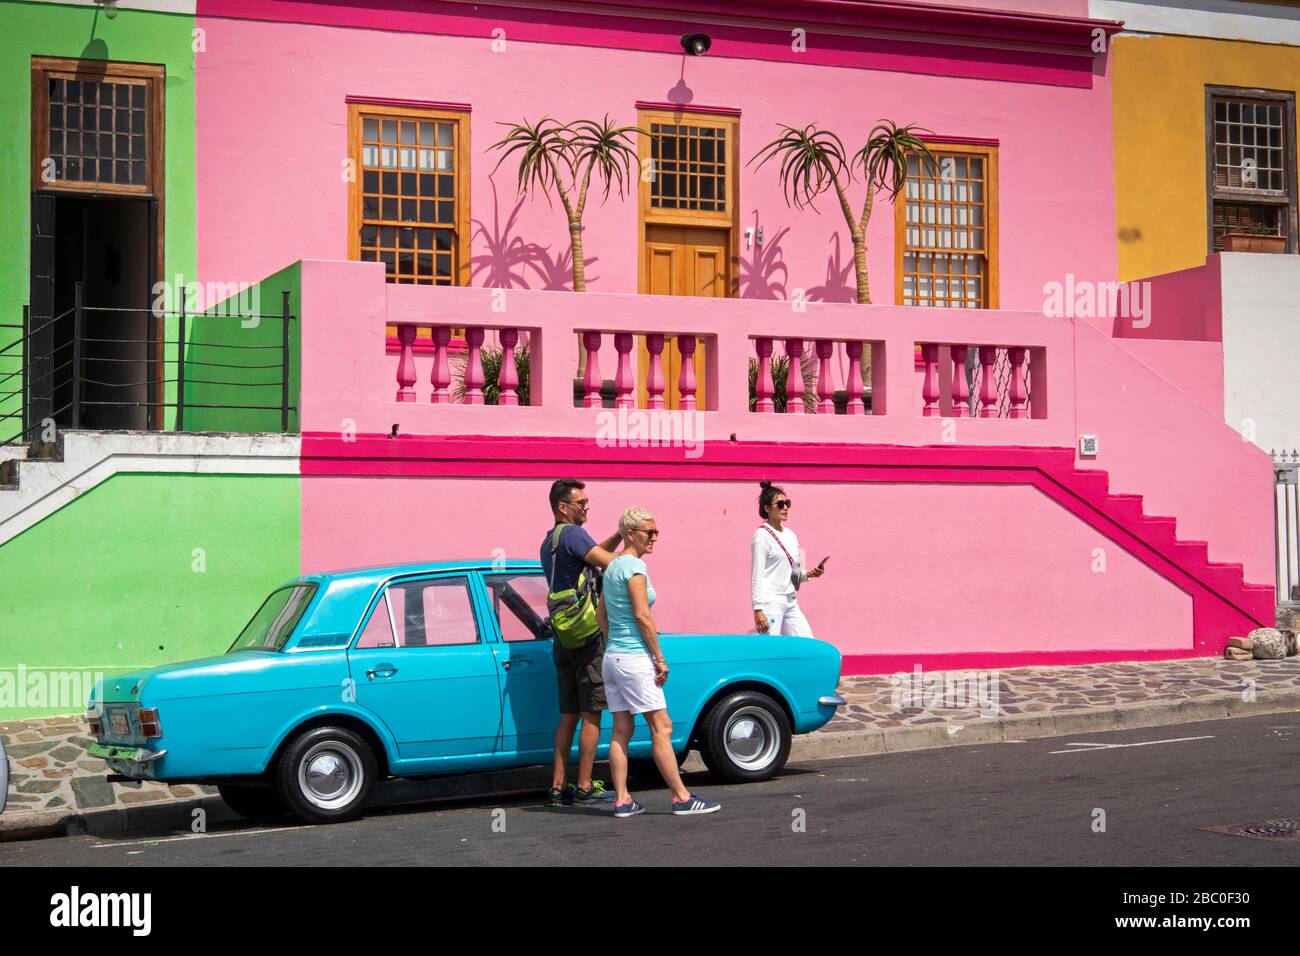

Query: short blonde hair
[[618, 506, 655, 542]]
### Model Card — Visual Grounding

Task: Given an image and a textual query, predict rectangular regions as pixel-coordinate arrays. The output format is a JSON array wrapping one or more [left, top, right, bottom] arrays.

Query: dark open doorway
[[30, 191, 157, 432]]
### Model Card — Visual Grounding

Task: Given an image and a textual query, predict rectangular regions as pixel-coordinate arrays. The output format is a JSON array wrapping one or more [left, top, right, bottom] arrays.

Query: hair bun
[[759, 480, 773, 489]]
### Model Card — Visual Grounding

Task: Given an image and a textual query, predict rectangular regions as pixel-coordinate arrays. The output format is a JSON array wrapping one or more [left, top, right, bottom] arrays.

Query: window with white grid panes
[[899, 148, 996, 309], [1208, 90, 1296, 252], [350, 107, 469, 285]]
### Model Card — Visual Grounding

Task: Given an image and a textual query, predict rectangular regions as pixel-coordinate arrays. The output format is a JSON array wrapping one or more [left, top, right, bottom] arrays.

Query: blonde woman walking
[[597, 506, 720, 818]]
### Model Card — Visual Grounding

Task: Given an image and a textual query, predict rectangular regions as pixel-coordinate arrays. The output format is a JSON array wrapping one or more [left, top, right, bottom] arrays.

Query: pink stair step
[[1069, 470, 1111, 498], [1171, 540, 1210, 566], [1106, 494, 1145, 524], [1138, 516, 1178, 542]]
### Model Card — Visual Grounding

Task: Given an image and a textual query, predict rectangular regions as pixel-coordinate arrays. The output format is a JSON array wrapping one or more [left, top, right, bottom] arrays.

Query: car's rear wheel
[[273, 726, 376, 824], [699, 690, 791, 783], [217, 784, 290, 822]]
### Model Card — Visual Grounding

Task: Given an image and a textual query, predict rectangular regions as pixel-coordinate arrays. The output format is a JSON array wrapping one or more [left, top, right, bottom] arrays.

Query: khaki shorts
[[553, 633, 607, 714]]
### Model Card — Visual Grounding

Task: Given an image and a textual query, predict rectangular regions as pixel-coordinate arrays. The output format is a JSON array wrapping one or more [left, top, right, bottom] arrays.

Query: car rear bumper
[[87, 743, 167, 780]]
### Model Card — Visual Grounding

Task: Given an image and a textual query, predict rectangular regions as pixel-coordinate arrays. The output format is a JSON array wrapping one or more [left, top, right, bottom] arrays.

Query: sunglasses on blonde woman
[[635, 527, 660, 540]]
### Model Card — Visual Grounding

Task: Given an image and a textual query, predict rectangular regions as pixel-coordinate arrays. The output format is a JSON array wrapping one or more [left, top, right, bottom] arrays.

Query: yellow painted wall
[[1111, 34, 1300, 281]]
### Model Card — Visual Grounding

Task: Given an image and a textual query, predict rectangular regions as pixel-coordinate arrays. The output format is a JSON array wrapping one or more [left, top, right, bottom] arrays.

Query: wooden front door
[[638, 224, 725, 408]]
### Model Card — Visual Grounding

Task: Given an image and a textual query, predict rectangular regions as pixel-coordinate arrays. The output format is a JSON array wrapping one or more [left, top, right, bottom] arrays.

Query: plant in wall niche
[[452, 345, 531, 406], [488, 115, 641, 293], [748, 352, 818, 413], [751, 121, 935, 304]]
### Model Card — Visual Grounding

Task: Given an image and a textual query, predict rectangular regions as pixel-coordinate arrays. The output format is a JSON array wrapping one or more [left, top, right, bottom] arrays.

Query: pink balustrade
[[576, 330, 713, 411], [391, 323, 533, 406], [916, 342, 1036, 419], [355, 270, 1063, 445], [749, 337, 878, 415]]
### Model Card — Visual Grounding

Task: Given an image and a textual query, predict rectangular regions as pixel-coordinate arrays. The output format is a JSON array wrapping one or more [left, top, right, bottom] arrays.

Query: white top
[[751, 523, 805, 609]]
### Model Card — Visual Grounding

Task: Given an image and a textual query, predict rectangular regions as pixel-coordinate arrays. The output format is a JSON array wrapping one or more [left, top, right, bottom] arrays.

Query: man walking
[[542, 479, 622, 805]]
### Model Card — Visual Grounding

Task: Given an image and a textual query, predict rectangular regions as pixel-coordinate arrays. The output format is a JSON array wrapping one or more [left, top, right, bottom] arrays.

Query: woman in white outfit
[[751, 481, 825, 636]]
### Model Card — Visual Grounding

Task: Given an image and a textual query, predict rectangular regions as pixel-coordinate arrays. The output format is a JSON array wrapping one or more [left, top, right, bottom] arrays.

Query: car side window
[[386, 577, 480, 647], [484, 573, 552, 643], [355, 592, 397, 649]]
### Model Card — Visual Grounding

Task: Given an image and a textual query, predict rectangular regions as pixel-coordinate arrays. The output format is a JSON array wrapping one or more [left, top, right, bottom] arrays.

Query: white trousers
[[758, 593, 813, 637]]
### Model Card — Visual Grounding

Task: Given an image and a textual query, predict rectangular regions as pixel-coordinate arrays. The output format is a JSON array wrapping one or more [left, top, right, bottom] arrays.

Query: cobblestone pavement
[[0, 715, 215, 818], [821, 657, 1300, 733], [3, 657, 1299, 822]]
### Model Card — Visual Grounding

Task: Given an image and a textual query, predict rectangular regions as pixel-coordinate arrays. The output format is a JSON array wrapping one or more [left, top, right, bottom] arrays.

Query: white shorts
[[601, 651, 667, 715], [757, 593, 814, 637]]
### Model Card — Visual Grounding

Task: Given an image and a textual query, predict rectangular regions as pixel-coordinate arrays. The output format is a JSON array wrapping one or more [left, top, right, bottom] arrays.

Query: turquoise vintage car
[[87, 560, 845, 824]]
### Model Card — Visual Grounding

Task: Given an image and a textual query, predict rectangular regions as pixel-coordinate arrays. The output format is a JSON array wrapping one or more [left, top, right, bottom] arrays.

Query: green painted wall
[[0, 472, 299, 719], [0, 0, 195, 437], [184, 262, 302, 433]]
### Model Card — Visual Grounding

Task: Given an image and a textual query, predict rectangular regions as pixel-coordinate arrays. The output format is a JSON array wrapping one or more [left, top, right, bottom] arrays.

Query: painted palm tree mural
[[751, 121, 934, 304]]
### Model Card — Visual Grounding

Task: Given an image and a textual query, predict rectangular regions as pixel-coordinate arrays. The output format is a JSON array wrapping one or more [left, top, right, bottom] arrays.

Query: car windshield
[[227, 584, 317, 653]]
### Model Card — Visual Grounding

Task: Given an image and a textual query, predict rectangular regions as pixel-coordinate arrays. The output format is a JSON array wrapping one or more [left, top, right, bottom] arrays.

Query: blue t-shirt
[[604, 555, 656, 654], [540, 523, 598, 593]]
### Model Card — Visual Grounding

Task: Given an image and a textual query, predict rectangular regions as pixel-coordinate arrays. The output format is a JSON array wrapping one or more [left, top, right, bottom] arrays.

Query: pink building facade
[[186, 0, 1273, 671]]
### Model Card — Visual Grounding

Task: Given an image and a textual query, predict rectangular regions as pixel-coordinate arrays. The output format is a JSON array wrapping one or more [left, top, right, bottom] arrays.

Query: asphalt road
[[4, 713, 1299, 866]]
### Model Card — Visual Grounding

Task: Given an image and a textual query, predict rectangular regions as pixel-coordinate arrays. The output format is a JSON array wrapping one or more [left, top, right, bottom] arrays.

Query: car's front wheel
[[217, 784, 290, 822], [698, 690, 791, 783], [273, 726, 377, 824]]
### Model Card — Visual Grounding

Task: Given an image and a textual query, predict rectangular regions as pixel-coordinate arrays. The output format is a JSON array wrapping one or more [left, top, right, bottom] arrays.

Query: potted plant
[[1221, 220, 1287, 253]]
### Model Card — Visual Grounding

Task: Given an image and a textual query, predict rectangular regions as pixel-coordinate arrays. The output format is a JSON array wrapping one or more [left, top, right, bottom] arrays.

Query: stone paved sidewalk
[[1, 715, 215, 820], [3, 656, 1299, 838], [821, 656, 1300, 735]]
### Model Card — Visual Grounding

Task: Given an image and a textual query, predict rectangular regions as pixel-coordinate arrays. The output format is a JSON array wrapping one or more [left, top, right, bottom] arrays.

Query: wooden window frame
[[637, 108, 740, 295], [347, 102, 472, 287], [894, 140, 999, 309], [31, 56, 165, 198], [1204, 85, 1298, 255]]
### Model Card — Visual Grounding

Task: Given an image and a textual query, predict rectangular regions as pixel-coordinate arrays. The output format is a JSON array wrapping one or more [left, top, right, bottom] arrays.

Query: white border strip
[[0, 431, 299, 546], [24, 0, 196, 15]]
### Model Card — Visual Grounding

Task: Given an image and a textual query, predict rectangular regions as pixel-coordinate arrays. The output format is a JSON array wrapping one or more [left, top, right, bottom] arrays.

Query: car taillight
[[87, 712, 103, 736], [137, 708, 163, 738]]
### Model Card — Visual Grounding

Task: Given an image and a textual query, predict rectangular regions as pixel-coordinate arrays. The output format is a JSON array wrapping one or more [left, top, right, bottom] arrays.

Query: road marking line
[[1049, 735, 1214, 755], [92, 824, 309, 848]]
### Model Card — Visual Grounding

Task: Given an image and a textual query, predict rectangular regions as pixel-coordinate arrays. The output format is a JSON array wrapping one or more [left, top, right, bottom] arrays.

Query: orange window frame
[[637, 108, 740, 296], [347, 103, 472, 287], [894, 141, 999, 310]]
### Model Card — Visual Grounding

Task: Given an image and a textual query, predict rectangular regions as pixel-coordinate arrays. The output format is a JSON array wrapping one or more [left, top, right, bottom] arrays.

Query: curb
[[787, 689, 1300, 763], [3, 690, 1298, 843]]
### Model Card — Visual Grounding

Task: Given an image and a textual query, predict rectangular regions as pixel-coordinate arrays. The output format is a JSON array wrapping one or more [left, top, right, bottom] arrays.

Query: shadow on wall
[[469, 180, 599, 291], [740, 220, 790, 300], [806, 232, 857, 303]]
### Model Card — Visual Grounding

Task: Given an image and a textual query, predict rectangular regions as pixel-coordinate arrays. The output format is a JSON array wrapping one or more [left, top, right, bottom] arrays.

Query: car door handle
[[502, 655, 533, 670], [366, 664, 398, 680]]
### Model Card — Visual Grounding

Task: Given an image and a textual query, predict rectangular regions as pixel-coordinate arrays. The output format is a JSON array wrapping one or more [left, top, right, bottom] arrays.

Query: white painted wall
[[1221, 252, 1300, 453], [1091, 0, 1300, 45]]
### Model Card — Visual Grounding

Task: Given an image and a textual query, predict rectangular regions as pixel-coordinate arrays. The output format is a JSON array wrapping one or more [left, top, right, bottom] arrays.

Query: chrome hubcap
[[298, 741, 364, 810], [724, 706, 780, 770]]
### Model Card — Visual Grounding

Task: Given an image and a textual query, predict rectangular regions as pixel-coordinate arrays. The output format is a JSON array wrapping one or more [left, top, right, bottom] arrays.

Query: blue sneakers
[[613, 798, 646, 818], [546, 784, 576, 807], [671, 793, 721, 815], [573, 779, 617, 804]]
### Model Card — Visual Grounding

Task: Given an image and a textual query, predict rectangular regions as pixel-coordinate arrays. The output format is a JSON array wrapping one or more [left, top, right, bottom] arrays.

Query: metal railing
[[0, 283, 296, 446], [1274, 449, 1299, 605]]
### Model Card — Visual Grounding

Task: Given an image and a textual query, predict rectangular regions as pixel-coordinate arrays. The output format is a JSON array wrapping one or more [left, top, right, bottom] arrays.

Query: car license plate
[[110, 712, 129, 737]]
